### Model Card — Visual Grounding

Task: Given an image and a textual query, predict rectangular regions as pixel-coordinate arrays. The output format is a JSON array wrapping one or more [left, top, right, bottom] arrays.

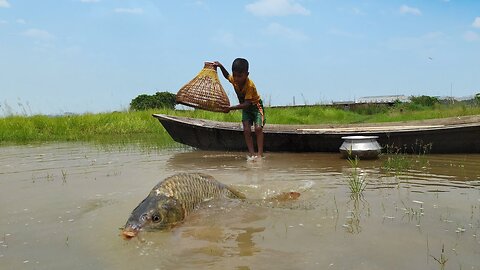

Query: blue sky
[[1, 0, 479, 115]]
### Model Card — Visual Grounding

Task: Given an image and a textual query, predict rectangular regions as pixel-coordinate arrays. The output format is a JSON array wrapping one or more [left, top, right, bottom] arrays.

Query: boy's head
[[232, 58, 249, 73], [232, 58, 249, 86]]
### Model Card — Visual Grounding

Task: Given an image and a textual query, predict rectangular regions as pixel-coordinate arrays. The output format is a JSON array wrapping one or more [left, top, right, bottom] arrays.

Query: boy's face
[[232, 71, 249, 86]]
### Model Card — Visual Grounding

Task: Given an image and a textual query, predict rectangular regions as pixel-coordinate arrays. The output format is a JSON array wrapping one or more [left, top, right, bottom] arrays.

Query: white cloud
[[0, 20, 7, 25], [464, 31, 479, 41], [80, 0, 100, 2], [0, 0, 10, 8], [21, 28, 55, 40], [399, 5, 421, 16], [473, 17, 480, 28], [264, 22, 308, 41], [114, 8, 144, 14], [16, 19, 26, 24], [246, 0, 310, 17]]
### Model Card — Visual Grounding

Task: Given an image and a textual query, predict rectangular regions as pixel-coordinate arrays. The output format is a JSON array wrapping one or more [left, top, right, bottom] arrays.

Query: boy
[[214, 58, 265, 159]]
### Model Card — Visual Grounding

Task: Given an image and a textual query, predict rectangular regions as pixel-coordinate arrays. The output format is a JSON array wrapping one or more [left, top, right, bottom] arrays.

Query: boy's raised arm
[[213, 61, 229, 80]]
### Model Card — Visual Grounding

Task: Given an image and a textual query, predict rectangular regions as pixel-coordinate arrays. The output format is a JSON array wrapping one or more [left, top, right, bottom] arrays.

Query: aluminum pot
[[339, 136, 382, 159]]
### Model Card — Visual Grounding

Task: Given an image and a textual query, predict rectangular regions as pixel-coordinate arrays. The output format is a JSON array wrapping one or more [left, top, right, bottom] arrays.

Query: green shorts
[[242, 99, 266, 127]]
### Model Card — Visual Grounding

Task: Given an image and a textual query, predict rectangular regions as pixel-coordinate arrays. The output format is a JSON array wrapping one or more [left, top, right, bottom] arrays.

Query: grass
[[345, 156, 367, 195], [381, 141, 432, 176], [1, 103, 479, 145], [430, 244, 448, 270], [61, 169, 68, 184], [0, 109, 169, 146]]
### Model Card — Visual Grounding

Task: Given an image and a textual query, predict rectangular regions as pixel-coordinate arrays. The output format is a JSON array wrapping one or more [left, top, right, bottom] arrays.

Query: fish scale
[[153, 173, 239, 215]]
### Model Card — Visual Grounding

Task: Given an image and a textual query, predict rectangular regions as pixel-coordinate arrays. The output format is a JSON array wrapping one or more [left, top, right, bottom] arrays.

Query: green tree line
[[130, 91, 176, 110], [128, 92, 480, 111]]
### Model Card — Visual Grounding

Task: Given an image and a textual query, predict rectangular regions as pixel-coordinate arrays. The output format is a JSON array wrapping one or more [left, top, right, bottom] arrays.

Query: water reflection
[[179, 226, 265, 257], [343, 195, 369, 234], [166, 150, 480, 183]]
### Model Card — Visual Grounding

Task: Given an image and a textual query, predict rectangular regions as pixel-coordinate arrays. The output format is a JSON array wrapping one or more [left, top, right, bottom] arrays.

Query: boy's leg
[[242, 120, 255, 156], [254, 125, 264, 157], [253, 100, 265, 157]]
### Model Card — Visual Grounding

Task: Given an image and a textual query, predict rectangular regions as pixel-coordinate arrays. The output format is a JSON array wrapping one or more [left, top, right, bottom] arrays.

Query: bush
[[410, 95, 439, 107], [130, 92, 176, 111], [352, 104, 390, 115]]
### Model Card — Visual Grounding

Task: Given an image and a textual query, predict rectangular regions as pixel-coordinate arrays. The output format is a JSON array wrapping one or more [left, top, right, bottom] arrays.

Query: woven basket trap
[[176, 62, 230, 112]]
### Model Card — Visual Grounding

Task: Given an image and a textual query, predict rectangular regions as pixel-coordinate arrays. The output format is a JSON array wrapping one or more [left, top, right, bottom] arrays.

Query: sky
[[1, 0, 479, 115]]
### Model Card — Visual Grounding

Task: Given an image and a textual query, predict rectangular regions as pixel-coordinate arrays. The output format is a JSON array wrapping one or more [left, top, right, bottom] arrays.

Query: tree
[[475, 93, 480, 105], [130, 91, 176, 110]]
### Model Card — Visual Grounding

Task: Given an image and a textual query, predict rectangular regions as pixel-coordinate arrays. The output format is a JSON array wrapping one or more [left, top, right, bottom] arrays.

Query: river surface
[[0, 143, 479, 270]]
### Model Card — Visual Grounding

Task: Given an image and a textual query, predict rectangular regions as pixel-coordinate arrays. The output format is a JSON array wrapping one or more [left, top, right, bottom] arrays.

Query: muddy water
[[0, 143, 479, 270]]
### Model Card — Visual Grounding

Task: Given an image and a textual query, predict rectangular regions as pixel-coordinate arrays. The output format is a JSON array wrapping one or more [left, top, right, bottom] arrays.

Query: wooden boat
[[152, 113, 480, 154]]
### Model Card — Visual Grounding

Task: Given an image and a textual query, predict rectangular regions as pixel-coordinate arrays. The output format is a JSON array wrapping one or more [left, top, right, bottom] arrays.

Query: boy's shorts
[[242, 99, 266, 127]]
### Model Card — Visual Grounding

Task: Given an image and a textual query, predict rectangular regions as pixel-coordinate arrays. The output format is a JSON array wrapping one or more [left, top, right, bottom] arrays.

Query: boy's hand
[[214, 61, 229, 80], [223, 106, 231, 113]]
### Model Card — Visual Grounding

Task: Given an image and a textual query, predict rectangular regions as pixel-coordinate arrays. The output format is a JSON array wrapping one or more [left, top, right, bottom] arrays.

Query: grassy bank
[[0, 108, 242, 146], [1, 104, 480, 145], [266, 103, 480, 124]]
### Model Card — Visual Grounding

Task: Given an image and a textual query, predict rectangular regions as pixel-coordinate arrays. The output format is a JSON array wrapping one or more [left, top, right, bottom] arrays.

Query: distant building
[[356, 95, 410, 104], [328, 95, 410, 110], [331, 100, 355, 105]]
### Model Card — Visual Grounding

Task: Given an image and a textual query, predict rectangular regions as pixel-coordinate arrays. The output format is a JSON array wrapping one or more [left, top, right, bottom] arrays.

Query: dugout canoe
[[152, 113, 480, 154]]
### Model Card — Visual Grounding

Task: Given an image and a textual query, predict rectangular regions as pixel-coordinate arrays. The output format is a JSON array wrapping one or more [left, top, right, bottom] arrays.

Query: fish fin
[[226, 186, 247, 200], [267, 192, 301, 202]]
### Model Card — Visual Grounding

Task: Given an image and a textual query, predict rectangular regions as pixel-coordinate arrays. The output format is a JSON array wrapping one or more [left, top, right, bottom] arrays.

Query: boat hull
[[153, 114, 480, 154]]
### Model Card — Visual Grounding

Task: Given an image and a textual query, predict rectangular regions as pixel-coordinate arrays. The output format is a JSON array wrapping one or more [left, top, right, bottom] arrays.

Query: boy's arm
[[213, 61, 229, 80], [222, 100, 252, 113], [227, 100, 252, 112]]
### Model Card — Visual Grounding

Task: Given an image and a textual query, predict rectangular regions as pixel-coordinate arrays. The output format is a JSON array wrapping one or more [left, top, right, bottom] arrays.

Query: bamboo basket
[[176, 62, 230, 112]]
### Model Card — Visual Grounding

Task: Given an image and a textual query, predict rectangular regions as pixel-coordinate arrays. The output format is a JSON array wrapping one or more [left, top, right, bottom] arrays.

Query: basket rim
[[176, 100, 228, 112]]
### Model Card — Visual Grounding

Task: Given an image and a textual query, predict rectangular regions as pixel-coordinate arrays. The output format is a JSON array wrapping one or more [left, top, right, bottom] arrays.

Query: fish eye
[[152, 214, 161, 223]]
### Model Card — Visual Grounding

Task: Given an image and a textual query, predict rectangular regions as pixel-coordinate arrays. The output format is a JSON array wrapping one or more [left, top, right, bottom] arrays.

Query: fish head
[[122, 194, 183, 239]]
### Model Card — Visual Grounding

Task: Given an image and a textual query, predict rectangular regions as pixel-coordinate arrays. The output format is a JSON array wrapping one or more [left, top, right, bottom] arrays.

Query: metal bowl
[[339, 136, 382, 159]]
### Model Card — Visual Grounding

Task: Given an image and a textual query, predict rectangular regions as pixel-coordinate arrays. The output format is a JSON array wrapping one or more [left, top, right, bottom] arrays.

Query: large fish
[[122, 173, 246, 239], [122, 172, 300, 239]]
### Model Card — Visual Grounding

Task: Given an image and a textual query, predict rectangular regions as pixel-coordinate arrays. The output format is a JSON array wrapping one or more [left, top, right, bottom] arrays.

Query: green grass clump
[[381, 141, 432, 175], [382, 154, 413, 175], [346, 157, 367, 195]]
